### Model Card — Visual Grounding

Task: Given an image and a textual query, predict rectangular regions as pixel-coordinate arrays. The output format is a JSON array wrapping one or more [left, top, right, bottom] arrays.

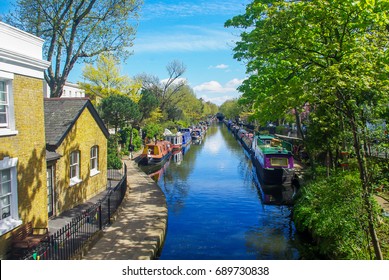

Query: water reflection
[[139, 123, 302, 260]]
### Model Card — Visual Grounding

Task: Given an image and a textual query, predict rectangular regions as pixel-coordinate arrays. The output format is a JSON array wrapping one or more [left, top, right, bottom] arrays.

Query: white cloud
[[193, 78, 245, 105], [209, 64, 229, 70], [160, 77, 187, 85]]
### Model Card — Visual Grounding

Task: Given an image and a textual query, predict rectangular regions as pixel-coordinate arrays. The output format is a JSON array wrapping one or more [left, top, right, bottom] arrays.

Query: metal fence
[[20, 163, 127, 260]]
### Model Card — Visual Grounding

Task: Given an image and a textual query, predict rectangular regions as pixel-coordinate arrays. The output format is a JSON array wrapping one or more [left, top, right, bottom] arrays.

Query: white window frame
[[69, 151, 82, 186], [0, 157, 21, 236], [0, 71, 17, 137], [90, 146, 100, 177]]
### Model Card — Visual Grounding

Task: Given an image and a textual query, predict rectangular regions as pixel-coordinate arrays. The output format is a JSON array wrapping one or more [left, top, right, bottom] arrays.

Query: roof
[[44, 98, 109, 150], [46, 150, 61, 162]]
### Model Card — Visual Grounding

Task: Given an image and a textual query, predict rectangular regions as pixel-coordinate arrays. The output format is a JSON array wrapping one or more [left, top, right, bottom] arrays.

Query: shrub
[[293, 171, 377, 259]]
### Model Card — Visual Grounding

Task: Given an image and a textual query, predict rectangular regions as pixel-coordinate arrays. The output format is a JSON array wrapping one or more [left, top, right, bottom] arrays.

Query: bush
[[107, 153, 122, 169], [107, 134, 122, 169], [119, 127, 143, 152], [293, 171, 377, 259]]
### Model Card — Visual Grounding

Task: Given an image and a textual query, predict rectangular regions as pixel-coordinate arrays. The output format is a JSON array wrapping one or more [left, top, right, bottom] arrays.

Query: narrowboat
[[164, 131, 183, 151], [251, 135, 294, 186], [140, 140, 173, 165], [179, 128, 192, 146], [191, 128, 202, 141]]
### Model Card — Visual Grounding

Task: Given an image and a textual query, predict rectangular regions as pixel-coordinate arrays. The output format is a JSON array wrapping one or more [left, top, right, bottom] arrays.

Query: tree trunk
[[349, 116, 383, 260]]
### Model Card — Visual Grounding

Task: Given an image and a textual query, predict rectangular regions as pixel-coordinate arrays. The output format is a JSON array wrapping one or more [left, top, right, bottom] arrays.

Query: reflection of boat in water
[[182, 143, 191, 155], [251, 134, 294, 187], [139, 140, 173, 166], [252, 166, 297, 205], [173, 150, 183, 164], [192, 139, 202, 145], [148, 159, 170, 182]]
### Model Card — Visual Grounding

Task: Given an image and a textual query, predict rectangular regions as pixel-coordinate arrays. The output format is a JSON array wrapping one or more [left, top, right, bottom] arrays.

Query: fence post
[[108, 196, 111, 225], [98, 203, 103, 230]]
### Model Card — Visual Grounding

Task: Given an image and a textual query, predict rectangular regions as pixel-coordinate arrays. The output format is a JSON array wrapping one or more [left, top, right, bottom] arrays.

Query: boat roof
[[257, 134, 275, 140]]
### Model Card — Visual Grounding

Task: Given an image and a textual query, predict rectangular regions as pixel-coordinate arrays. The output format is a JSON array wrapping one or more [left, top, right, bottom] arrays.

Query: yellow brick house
[[44, 98, 109, 217], [0, 22, 50, 258]]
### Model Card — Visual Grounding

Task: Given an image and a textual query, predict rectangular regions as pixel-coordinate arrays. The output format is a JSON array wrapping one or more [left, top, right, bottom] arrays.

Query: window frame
[[0, 72, 17, 137], [0, 157, 21, 236], [0, 80, 9, 128], [69, 151, 82, 186], [90, 145, 100, 177]]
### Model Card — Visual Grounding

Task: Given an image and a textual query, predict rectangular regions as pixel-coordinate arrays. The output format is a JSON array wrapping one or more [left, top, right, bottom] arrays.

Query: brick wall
[[54, 107, 108, 214], [0, 74, 48, 258]]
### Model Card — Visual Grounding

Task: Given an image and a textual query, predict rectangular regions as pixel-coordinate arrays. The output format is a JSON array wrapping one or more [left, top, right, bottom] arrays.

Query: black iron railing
[[21, 163, 127, 260]]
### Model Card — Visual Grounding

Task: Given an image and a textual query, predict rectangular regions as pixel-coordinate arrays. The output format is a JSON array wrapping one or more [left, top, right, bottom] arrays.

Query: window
[[0, 72, 17, 136], [0, 81, 8, 127], [270, 157, 289, 167], [0, 157, 21, 235], [90, 146, 99, 176], [69, 151, 81, 186]]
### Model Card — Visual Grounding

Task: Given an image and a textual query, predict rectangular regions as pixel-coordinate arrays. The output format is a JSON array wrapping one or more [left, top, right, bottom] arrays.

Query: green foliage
[[107, 135, 122, 170], [98, 94, 141, 133], [131, 129, 143, 151], [138, 89, 160, 122], [118, 126, 143, 152], [80, 54, 142, 104], [143, 123, 163, 140], [293, 171, 380, 259], [219, 99, 241, 120]]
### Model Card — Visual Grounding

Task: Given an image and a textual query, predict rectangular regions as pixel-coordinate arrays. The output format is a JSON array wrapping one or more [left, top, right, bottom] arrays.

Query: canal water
[[141, 123, 303, 260]]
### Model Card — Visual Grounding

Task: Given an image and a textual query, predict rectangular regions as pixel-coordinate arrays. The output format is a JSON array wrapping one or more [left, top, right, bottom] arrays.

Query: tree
[[5, 0, 142, 97], [219, 99, 242, 121], [98, 94, 140, 134], [138, 89, 159, 123], [174, 85, 203, 124], [79, 53, 141, 103], [226, 0, 389, 259], [138, 60, 187, 112]]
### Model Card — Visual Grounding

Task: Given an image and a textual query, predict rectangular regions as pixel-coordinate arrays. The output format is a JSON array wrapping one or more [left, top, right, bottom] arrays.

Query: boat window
[[270, 157, 288, 167]]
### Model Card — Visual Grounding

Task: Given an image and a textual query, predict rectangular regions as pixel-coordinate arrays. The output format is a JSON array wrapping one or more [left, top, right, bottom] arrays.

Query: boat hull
[[140, 152, 171, 166], [251, 153, 294, 186]]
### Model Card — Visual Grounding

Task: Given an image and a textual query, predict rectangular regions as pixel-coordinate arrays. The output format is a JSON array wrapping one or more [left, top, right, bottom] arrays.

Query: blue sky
[[0, 0, 250, 105]]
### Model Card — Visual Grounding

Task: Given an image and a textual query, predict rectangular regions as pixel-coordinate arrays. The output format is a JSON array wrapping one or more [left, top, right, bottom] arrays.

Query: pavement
[[375, 195, 389, 217], [82, 155, 168, 260], [47, 150, 168, 260]]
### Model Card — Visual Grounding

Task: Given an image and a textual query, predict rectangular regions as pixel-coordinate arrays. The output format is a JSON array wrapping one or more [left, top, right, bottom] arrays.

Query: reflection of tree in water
[[159, 168, 190, 214], [244, 208, 300, 260], [219, 123, 250, 158]]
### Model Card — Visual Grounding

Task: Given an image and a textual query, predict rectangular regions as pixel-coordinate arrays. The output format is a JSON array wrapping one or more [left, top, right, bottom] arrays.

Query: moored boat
[[164, 129, 183, 151], [191, 128, 202, 141], [251, 134, 294, 186], [179, 128, 192, 146], [140, 140, 173, 165]]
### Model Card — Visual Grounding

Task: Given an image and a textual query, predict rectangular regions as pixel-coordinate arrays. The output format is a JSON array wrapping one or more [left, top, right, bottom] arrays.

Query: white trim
[[69, 177, 82, 187], [89, 169, 100, 177], [69, 151, 81, 186], [0, 76, 16, 134], [0, 48, 50, 79], [0, 129, 18, 137], [0, 22, 45, 46], [0, 71, 14, 80], [0, 157, 21, 236]]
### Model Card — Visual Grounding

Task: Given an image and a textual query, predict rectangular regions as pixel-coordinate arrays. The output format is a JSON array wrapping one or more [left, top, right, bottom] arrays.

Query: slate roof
[[44, 98, 109, 150]]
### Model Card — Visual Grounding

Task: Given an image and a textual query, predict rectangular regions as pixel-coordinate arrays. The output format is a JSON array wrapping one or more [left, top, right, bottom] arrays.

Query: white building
[[44, 81, 85, 98]]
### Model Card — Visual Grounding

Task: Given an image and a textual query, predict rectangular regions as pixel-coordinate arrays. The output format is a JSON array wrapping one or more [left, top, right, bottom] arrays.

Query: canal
[[140, 123, 303, 260]]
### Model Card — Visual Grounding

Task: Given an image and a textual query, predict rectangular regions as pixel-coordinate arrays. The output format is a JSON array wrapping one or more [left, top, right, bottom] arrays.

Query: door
[[47, 165, 54, 218]]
